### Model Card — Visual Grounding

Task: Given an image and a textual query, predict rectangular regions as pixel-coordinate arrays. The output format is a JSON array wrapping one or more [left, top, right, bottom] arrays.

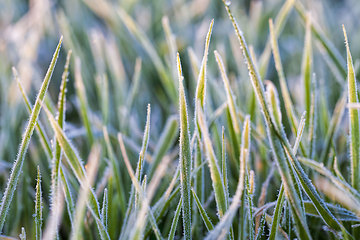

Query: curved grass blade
[[34, 166, 42, 240], [191, 188, 214, 231], [168, 199, 182, 240], [0, 36, 62, 233], [343, 25, 360, 191], [304, 201, 360, 222], [177, 53, 192, 240]]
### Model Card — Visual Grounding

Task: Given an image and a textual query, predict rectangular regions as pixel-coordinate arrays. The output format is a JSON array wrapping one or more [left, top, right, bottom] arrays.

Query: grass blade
[[191, 188, 214, 231], [0, 36, 62, 232], [343, 26, 360, 191], [197, 105, 227, 218], [74, 58, 95, 145], [42, 107, 109, 240], [205, 116, 250, 240], [34, 166, 43, 240], [269, 185, 285, 240], [302, 14, 313, 126], [177, 53, 192, 240], [102, 188, 108, 230], [168, 199, 182, 240]]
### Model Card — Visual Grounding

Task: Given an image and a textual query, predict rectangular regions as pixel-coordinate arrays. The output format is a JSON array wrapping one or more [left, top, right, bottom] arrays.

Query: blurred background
[[0, 0, 360, 238]]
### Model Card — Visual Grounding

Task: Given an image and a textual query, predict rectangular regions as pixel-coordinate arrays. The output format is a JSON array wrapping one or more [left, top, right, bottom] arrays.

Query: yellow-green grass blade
[[177, 53, 192, 240], [194, 19, 214, 141], [0, 36, 62, 233], [343, 26, 360, 191]]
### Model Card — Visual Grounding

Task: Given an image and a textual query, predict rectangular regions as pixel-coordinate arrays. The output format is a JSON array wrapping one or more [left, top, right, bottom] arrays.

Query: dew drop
[[225, 0, 231, 6]]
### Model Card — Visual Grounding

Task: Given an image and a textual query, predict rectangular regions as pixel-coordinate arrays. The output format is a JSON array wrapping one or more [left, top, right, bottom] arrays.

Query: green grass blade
[[34, 166, 43, 240], [0, 36, 62, 233], [149, 115, 178, 178], [191, 188, 214, 231], [14, 68, 53, 160], [60, 168, 75, 224], [268, 185, 285, 240], [302, 14, 313, 126], [177, 53, 192, 240], [195, 19, 214, 110], [103, 127, 126, 214], [168, 199, 182, 240], [343, 25, 360, 191], [74, 58, 94, 145]]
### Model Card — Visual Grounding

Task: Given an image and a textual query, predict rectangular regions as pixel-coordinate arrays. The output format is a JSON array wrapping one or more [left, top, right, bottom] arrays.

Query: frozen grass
[[1, 0, 360, 239]]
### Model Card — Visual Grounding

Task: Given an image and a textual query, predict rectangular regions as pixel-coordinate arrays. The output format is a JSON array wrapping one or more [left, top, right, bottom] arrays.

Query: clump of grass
[[1, 0, 360, 239]]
